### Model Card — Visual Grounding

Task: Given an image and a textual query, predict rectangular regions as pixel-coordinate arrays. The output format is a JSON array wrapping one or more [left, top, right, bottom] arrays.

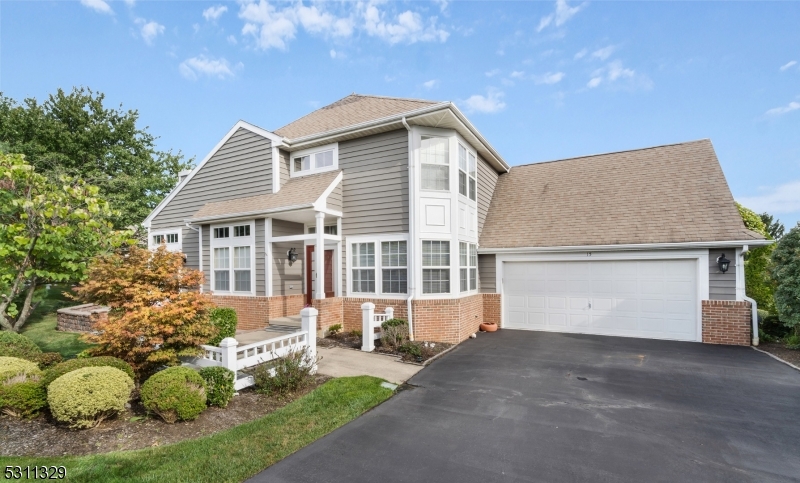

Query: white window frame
[[149, 228, 182, 252], [210, 220, 256, 296], [307, 224, 338, 235], [457, 142, 478, 202], [419, 135, 450, 192], [345, 234, 410, 299], [422, 239, 451, 295], [289, 143, 339, 178], [460, 242, 478, 293]]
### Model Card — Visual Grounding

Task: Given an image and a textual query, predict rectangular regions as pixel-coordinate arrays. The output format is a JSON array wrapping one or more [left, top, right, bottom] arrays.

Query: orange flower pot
[[479, 322, 498, 332]]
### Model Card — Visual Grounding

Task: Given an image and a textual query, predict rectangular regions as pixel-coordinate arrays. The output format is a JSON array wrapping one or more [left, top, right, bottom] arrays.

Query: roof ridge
[[510, 139, 712, 169]]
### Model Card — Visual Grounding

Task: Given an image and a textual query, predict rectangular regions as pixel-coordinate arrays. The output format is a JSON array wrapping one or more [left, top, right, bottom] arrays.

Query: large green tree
[[759, 212, 785, 241], [770, 223, 800, 336], [736, 202, 776, 314], [0, 153, 126, 331], [0, 87, 192, 228]]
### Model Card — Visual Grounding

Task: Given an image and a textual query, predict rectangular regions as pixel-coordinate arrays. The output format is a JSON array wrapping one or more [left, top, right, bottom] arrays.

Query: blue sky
[[2, 0, 799, 229]]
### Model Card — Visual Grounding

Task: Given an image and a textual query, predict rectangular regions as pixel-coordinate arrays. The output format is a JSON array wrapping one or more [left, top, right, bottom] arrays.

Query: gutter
[[480, 239, 774, 254], [739, 245, 760, 346], [402, 116, 415, 341]]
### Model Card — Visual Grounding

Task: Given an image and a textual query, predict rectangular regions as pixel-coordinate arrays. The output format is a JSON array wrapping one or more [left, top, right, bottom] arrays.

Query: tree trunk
[[13, 276, 38, 331]]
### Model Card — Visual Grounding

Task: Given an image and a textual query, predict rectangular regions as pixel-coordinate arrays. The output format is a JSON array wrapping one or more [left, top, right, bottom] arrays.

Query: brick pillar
[[702, 300, 752, 346]]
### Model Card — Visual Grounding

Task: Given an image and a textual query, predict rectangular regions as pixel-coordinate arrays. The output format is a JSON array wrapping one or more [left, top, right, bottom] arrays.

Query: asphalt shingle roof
[[480, 139, 764, 249]]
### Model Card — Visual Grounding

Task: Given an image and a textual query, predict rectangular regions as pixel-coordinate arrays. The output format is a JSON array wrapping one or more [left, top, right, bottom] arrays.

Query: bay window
[[468, 152, 477, 201], [459, 242, 478, 292], [420, 136, 449, 191], [423, 240, 450, 294], [211, 222, 254, 294]]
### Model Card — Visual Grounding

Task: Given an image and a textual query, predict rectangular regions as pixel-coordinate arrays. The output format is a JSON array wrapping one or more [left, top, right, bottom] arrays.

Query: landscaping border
[[751, 346, 800, 372]]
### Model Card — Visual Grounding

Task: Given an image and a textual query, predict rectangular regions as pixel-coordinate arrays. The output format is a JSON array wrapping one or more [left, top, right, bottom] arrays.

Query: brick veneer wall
[[412, 298, 462, 342], [211, 294, 304, 331], [483, 294, 501, 327], [702, 300, 752, 346], [312, 297, 343, 334], [56, 304, 109, 333], [341, 298, 409, 332]]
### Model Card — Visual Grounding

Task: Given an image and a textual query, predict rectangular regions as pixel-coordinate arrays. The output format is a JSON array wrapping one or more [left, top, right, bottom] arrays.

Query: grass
[[0, 376, 393, 482], [19, 286, 93, 359]]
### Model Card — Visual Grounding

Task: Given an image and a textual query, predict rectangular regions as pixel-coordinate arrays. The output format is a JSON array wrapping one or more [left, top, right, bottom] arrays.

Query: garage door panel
[[503, 259, 698, 342]]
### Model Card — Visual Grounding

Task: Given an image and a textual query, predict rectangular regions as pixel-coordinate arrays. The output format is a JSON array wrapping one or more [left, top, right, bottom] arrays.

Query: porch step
[[268, 315, 302, 332]]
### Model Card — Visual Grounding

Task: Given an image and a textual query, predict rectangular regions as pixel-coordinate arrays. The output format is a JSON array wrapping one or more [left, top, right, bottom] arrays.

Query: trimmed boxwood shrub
[[48, 366, 134, 429], [199, 366, 235, 408], [0, 331, 42, 361], [208, 308, 238, 346], [0, 381, 47, 418], [0, 356, 42, 383], [36, 352, 63, 370], [42, 356, 135, 388], [140, 366, 207, 423]]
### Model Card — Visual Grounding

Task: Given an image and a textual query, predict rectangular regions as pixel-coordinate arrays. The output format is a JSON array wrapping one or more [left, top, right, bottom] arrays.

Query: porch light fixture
[[287, 248, 298, 265], [717, 253, 730, 273]]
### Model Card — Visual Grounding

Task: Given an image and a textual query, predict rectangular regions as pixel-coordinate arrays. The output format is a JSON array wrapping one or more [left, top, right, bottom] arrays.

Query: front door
[[305, 245, 334, 305]]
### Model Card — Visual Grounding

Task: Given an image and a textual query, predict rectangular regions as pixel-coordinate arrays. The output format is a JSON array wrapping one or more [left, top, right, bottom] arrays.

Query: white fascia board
[[479, 239, 773, 254], [143, 120, 286, 227], [184, 203, 314, 224], [443, 103, 510, 172], [312, 171, 344, 211]]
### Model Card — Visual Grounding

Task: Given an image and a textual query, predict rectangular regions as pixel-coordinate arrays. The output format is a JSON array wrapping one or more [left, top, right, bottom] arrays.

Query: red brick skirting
[[341, 298, 409, 332], [211, 294, 304, 331], [311, 297, 343, 333], [702, 300, 751, 346]]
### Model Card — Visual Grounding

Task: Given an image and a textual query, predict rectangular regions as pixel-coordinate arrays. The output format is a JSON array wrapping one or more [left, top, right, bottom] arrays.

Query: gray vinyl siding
[[477, 156, 500, 237], [181, 226, 200, 272], [327, 181, 343, 212], [339, 129, 409, 236], [708, 248, 737, 300], [271, 219, 304, 296], [255, 218, 266, 296], [202, 225, 210, 292], [150, 128, 273, 233], [478, 254, 497, 293], [279, 149, 290, 188]]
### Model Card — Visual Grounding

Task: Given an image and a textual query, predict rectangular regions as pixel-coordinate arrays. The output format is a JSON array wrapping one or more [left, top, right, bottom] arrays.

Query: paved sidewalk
[[316, 347, 422, 385]]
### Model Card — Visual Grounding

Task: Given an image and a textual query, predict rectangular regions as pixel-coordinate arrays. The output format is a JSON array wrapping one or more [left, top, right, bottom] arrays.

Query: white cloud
[[764, 100, 800, 116], [363, 3, 448, 44], [738, 180, 800, 215], [537, 0, 586, 32], [587, 76, 602, 88], [587, 60, 650, 90], [510, 70, 525, 79], [574, 48, 587, 59], [485, 69, 500, 77], [534, 71, 565, 84], [462, 89, 506, 114], [136, 19, 165, 46], [227, 35, 238, 45], [80, 0, 113, 15], [592, 45, 616, 61], [179, 55, 240, 80], [240, 1, 298, 50], [123, 0, 135, 5], [423, 79, 439, 89], [203, 5, 228, 22], [297, 4, 354, 37], [329, 49, 346, 59], [780, 60, 797, 71]]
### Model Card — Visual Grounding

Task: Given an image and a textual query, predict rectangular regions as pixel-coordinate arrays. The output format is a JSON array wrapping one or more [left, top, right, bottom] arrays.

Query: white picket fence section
[[361, 303, 393, 352], [196, 307, 318, 390]]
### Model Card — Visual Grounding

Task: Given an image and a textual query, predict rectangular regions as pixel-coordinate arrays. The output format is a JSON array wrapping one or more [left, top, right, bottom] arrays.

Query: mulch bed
[[756, 342, 800, 367], [0, 374, 330, 457], [318, 332, 453, 363]]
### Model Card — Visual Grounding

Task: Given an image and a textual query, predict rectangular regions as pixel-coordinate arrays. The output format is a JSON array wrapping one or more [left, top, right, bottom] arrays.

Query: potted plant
[[479, 321, 498, 332]]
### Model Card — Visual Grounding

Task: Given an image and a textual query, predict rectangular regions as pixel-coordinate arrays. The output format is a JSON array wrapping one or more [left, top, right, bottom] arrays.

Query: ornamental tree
[[770, 223, 800, 336], [736, 203, 776, 314], [0, 153, 122, 332], [74, 245, 217, 378]]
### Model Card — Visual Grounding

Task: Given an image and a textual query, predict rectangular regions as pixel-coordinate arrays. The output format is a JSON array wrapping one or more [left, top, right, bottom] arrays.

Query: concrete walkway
[[235, 328, 296, 345], [316, 347, 422, 385]]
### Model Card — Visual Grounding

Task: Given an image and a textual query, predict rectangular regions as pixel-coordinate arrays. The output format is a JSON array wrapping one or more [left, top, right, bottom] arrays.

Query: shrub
[[74, 245, 217, 378], [761, 315, 790, 340], [0, 381, 47, 418], [328, 324, 342, 336], [785, 334, 800, 350], [771, 224, 800, 337], [41, 356, 135, 388], [0, 331, 42, 361], [140, 366, 207, 423], [0, 356, 42, 383], [350, 329, 362, 337], [35, 352, 63, 370], [208, 308, 238, 346], [253, 347, 317, 398], [48, 366, 134, 429], [380, 319, 409, 350], [199, 366, 235, 408]]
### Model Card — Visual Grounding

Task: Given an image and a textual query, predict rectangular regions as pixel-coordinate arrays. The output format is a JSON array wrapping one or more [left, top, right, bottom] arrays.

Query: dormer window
[[290, 143, 338, 177]]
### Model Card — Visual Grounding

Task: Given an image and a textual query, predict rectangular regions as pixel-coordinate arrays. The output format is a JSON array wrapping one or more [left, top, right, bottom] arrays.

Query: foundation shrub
[[208, 308, 238, 346], [253, 347, 317, 398], [0, 331, 42, 361], [140, 366, 207, 423], [47, 366, 134, 428], [41, 356, 134, 388], [380, 319, 409, 350], [198, 366, 235, 408]]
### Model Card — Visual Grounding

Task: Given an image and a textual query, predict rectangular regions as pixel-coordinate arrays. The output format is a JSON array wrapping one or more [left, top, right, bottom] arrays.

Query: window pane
[[234, 225, 250, 237], [233, 246, 250, 269], [421, 164, 449, 191], [460, 242, 468, 266], [234, 270, 251, 292], [469, 178, 476, 201], [382, 269, 407, 293], [460, 268, 468, 292], [324, 225, 337, 235], [420, 136, 448, 165], [470, 268, 477, 291], [381, 241, 407, 267], [459, 144, 467, 171], [166, 233, 178, 244], [469, 153, 476, 177], [423, 269, 450, 294], [422, 240, 449, 267], [153, 235, 164, 244], [214, 227, 229, 239], [470, 244, 478, 267], [309, 227, 316, 234], [294, 155, 310, 172], [459, 171, 467, 196], [352, 269, 375, 293], [315, 150, 333, 168], [214, 248, 229, 269], [214, 270, 229, 291]]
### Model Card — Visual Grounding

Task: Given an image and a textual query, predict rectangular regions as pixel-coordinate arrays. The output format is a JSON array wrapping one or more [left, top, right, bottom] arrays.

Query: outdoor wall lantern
[[287, 248, 298, 265], [717, 253, 730, 273]]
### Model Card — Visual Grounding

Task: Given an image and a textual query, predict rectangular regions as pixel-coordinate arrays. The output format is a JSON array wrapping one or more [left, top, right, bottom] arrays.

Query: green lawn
[[0, 376, 393, 482], [19, 286, 93, 358]]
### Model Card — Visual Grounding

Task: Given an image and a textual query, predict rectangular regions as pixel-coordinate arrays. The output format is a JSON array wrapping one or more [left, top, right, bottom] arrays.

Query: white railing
[[196, 307, 318, 390], [361, 303, 394, 352]]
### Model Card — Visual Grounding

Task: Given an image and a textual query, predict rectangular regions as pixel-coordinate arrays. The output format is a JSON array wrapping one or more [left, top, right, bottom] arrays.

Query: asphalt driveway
[[250, 330, 800, 483]]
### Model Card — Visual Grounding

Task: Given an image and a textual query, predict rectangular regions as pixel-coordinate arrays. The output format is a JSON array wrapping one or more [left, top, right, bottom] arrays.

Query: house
[[142, 94, 770, 346]]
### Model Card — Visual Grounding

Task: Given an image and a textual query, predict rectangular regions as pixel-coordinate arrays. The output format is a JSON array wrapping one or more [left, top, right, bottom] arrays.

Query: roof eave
[[186, 203, 315, 224], [478, 239, 774, 254]]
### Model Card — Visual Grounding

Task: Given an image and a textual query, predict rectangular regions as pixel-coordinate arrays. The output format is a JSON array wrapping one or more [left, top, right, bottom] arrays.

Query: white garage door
[[503, 259, 698, 341]]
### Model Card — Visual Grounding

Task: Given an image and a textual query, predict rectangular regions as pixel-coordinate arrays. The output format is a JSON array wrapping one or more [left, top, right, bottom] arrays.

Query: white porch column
[[300, 307, 318, 372], [361, 302, 375, 352], [315, 211, 325, 299]]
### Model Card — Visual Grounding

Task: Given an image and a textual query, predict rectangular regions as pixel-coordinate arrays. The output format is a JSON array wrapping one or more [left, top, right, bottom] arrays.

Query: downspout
[[739, 245, 759, 346], [186, 222, 202, 292], [402, 116, 415, 341]]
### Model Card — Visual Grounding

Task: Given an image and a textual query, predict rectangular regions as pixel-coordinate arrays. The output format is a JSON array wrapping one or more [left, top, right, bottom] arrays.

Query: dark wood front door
[[305, 245, 334, 305]]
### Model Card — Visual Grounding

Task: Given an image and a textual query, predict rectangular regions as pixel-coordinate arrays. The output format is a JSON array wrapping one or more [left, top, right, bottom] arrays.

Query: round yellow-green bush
[[0, 356, 42, 383], [41, 356, 135, 388], [48, 366, 134, 429], [0, 381, 47, 418], [140, 366, 207, 423]]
